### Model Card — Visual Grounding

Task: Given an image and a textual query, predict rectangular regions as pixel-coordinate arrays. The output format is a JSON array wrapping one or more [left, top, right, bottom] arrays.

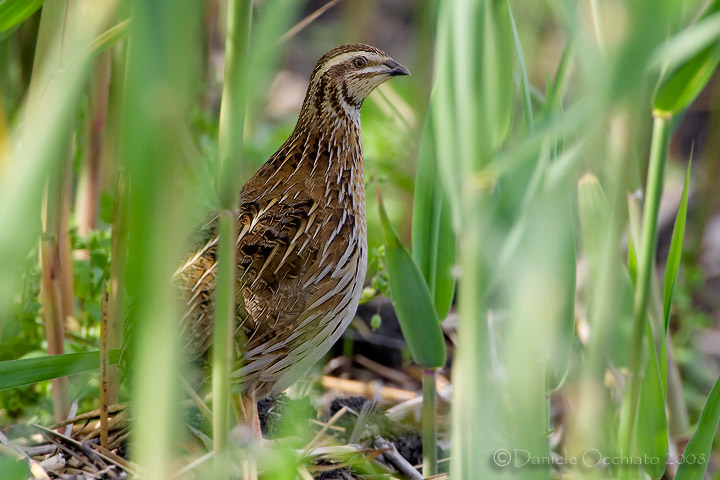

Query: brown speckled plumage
[[175, 44, 409, 397]]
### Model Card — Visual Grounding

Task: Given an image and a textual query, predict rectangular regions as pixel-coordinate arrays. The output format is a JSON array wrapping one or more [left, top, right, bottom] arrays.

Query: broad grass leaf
[[654, 2, 720, 114], [0, 350, 120, 391], [0, 0, 43, 33], [637, 323, 669, 479], [674, 376, 720, 480], [412, 112, 456, 321], [378, 188, 446, 369]]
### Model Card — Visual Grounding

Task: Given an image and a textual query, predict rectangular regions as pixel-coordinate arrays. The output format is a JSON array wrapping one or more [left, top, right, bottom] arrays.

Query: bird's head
[[305, 44, 410, 115]]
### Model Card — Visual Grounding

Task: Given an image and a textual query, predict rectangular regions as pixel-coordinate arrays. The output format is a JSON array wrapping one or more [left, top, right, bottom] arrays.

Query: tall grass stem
[[213, 0, 252, 469], [422, 369, 438, 477], [212, 212, 238, 465], [617, 114, 672, 477]]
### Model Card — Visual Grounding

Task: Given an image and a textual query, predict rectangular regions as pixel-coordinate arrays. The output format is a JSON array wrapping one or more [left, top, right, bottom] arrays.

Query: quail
[[176, 44, 410, 398]]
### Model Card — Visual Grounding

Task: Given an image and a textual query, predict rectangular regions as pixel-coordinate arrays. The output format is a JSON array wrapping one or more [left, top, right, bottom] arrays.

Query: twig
[[100, 288, 110, 449], [50, 403, 128, 429], [88, 441, 140, 476], [30, 424, 101, 475], [374, 438, 423, 480], [321, 376, 416, 401], [277, 0, 341, 45], [82, 408, 129, 441]]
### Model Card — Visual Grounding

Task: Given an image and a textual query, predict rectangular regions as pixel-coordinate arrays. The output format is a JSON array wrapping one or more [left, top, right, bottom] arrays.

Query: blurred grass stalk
[[619, 0, 720, 470], [122, 0, 201, 478], [617, 114, 671, 477], [378, 186, 447, 477], [0, 0, 115, 422], [432, 0, 514, 478], [32, 0, 75, 425], [105, 3, 131, 407], [411, 115, 454, 477], [213, 0, 252, 468]]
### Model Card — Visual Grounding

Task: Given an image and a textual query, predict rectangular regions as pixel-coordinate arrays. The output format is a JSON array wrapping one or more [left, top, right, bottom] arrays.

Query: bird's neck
[[289, 93, 365, 217], [298, 74, 363, 130], [292, 82, 364, 180], [242, 81, 366, 218]]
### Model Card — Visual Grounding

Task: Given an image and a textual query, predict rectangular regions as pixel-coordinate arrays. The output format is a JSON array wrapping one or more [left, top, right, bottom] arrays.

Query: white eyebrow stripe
[[314, 52, 385, 78], [357, 65, 387, 74]]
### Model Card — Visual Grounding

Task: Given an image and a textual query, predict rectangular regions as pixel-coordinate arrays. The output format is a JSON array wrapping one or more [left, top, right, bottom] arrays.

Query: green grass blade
[[213, 0, 252, 467], [380, 185, 445, 478], [377, 188, 446, 369], [654, 44, 720, 114], [618, 114, 673, 479], [544, 39, 575, 117], [636, 322, 669, 479], [506, 0, 533, 131], [654, 2, 720, 114], [422, 370, 438, 477], [0, 350, 120, 391], [650, 9, 720, 73], [0, 1, 112, 340], [674, 376, 720, 480], [0, 0, 44, 33], [627, 231, 638, 285], [482, 0, 514, 151], [122, 1, 203, 477], [663, 158, 691, 333], [412, 112, 456, 321], [547, 207, 577, 392]]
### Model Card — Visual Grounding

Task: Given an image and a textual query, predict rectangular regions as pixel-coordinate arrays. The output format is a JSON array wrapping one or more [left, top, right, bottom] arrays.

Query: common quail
[[176, 44, 410, 398]]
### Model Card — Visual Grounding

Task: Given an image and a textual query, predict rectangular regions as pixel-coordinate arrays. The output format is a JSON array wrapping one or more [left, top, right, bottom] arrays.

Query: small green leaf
[[663, 158, 691, 333], [370, 314, 382, 331], [654, 2, 720, 114], [0, 0, 44, 33], [627, 232, 638, 285], [0, 350, 120, 391], [378, 188, 446, 369], [637, 323, 669, 479], [412, 112, 456, 321], [654, 45, 720, 114], [506, 0, 533, 131], [544, 39, 575, 117], [674, 375, 720, 480]]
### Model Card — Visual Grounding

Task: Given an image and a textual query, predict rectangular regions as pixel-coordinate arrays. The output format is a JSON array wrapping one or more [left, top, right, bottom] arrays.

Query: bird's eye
[[352, 57, 367, 69]]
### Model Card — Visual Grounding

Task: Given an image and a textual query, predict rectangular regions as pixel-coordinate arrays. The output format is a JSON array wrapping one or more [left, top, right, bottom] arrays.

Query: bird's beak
[[383, 59, 410, 76]]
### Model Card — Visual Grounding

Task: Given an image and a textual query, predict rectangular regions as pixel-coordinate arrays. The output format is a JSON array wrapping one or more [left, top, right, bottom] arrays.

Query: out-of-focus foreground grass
[[1, 0, 720, 479]]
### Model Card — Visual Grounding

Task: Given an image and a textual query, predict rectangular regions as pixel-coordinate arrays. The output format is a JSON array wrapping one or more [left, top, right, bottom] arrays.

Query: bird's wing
[[174, 192, 319, 360]]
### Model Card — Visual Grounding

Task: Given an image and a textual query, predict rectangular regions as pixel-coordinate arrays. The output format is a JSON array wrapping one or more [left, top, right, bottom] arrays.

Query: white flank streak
[[190, 262, 217, 296]]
